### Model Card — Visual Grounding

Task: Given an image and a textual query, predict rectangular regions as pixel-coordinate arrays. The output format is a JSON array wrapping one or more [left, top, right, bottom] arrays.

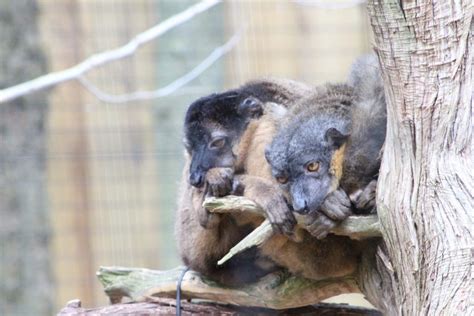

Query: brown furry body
[[176, 79, 360, 285], [265, 54, 386, 239]]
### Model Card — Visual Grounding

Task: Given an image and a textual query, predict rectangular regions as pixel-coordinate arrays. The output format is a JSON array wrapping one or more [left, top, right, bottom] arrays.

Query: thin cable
[[176, 266, 190, 316]]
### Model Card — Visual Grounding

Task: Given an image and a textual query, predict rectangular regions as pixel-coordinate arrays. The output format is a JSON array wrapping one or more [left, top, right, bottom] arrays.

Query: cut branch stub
[[203, 195, 381, 265]]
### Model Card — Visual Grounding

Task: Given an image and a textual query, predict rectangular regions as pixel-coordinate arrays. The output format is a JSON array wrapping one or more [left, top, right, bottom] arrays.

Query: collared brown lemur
[[175, 78, 363, 285], [265, 54, 386, 239]]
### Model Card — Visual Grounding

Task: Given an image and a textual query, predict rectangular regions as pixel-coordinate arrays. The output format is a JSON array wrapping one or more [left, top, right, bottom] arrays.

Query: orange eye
[[276, 175, 288, 184], [306, 161, 320, 172]]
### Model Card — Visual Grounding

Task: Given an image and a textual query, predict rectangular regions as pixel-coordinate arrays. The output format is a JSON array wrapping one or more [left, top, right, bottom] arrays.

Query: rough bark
[[366, 1, 473, 315], [0, 1, 52, 315]]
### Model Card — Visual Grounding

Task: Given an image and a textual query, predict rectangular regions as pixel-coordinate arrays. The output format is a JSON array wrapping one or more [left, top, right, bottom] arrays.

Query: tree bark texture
[[0, 1, 52, 315], [367, 1, 472, 315]]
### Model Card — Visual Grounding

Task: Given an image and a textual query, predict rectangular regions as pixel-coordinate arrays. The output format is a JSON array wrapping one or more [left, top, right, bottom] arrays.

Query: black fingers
[[231, 178, 245, 196], [302, 212, 338, 240], [319, 188, 353, 221], [205, 167, 234, 197], [302, 188, 352, 239], [198, 207, 221, 229], [199, 167, 234, 229], [266, 196, 297, 237], [269, 211, 296, 236], [353, 180, 377, 214]]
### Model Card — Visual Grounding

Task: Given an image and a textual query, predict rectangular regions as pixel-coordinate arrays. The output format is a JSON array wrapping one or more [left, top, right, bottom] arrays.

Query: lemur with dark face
[[176, 79, 312, 286], [265, 54, 386, 239], [176, 78, 360, 285], [182, 78, 312, 231]]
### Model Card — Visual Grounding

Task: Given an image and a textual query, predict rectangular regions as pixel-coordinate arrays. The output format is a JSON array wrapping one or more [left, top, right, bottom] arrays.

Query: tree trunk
[[365, 1, 473, 314], [0, 0, 52, 315]]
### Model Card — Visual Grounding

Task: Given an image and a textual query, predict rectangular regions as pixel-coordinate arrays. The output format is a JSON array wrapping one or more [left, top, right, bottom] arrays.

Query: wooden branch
[[204, 195, 381, 265], [218, 219, 273, 265], [0, 0, 222, 103], [58, 297, 382, 315], [204, 195, 381, 239], [96, 266, 362, 310]]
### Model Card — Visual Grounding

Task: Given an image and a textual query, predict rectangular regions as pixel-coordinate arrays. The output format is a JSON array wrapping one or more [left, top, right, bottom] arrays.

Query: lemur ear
[[238, 96, 263, 119], [325, 127, 350, 148]]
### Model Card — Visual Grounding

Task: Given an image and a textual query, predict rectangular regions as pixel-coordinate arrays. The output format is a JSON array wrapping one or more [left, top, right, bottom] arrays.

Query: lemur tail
[[347, 53, 386, 122], [346, 53, 387, 160], [348, 53, 384, 100]]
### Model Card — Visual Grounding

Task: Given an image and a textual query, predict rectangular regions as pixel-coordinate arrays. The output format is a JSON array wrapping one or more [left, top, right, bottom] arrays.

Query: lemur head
[[266, 112, 350, 215], [184, 92, 264, 188]]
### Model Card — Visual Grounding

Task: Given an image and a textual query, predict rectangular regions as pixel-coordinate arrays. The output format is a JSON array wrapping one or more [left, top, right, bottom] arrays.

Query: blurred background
[[0, 0, 373, 314]]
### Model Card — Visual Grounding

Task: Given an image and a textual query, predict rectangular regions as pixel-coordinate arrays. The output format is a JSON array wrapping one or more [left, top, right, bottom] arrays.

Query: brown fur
[[265, 55, 386, 238], [175, 153, 272, 286], [236, 175, 360, 280], [233, 113, 359, 280], [176, 79, 314, 286], [230, 104, 360, 280], [176, 81, 360, 285], [329, 143, 347, 191]]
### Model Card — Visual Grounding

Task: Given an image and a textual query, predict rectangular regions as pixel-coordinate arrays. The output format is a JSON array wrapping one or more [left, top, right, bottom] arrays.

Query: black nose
[[292, 199, 308, 214], [189, 172, 204, 188]]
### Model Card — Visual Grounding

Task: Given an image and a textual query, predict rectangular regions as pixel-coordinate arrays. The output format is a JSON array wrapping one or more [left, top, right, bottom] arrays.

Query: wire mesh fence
[[0, 0, 373, 314]]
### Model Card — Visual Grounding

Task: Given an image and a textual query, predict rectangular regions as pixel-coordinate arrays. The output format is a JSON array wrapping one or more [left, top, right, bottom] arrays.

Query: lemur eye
[[276, 175, 288, 184], [306, 161, 320, 172], [209, 137, 226, 149]]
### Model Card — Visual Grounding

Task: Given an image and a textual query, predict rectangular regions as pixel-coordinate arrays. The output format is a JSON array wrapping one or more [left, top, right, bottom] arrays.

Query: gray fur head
[[266, 55, 386, 215], [265, 84, 352, 214]]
